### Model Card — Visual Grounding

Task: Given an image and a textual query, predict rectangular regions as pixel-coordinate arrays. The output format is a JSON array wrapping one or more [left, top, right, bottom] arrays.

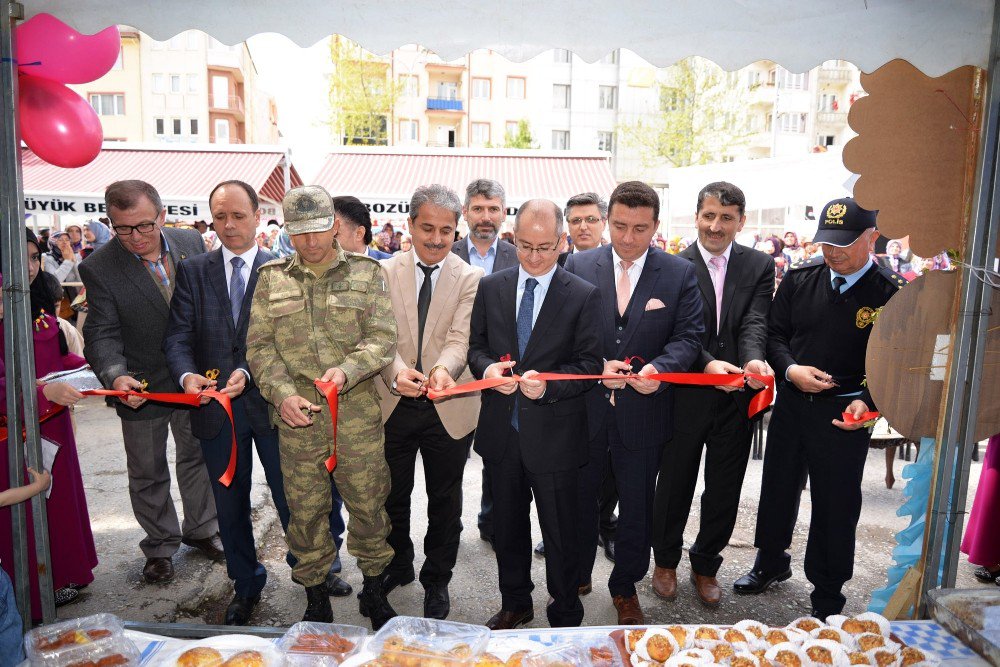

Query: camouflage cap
[[283, 185, 335, 235]]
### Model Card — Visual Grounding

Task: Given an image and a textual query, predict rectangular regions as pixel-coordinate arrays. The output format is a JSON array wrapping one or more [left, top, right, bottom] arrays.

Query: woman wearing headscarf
[[82, 219, 112, 257], [0, 229, 98, 614], [64, 224, 85, 254]]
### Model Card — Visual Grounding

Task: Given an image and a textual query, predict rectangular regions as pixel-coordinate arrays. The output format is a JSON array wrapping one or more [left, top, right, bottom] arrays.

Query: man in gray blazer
[[81, 180, 221, 585], [449, 178, 519, 550]]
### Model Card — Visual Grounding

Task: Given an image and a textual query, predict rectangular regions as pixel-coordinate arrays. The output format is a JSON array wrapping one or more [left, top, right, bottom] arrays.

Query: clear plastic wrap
[[368, 617, 491, 666], [24, 613, 127, 664], [278, 622, 368, 666], [38, 637, 140, 667]]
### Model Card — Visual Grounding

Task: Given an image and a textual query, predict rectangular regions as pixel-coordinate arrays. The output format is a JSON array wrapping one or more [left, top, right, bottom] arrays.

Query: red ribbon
[[426, 368, 776, 419], [82, 389, 239, 487], [313, 380, 339, 473], [841, 410, 880, 424]]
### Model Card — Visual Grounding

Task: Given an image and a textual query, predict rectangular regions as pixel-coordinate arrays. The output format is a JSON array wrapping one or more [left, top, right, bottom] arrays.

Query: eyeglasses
[[515, 242, 558, 256], [112, 221, 157, 236], [568, 216, 603, 225]]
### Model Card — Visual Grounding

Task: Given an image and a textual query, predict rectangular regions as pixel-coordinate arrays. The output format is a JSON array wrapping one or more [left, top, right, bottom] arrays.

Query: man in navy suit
[[163, 181, 349, 625], [564, 181, 704, 624], [469, 199, 603, 629], [332, 195, 393, 260]]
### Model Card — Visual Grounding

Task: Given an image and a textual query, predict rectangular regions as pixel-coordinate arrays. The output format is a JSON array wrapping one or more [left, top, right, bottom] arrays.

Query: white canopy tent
[[2, 0, 998, 627]]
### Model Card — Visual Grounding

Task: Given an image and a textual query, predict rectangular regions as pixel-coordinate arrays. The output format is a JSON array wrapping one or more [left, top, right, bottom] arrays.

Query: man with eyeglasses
[[81, 179, 221, 585], [469, 199, 603, 629]]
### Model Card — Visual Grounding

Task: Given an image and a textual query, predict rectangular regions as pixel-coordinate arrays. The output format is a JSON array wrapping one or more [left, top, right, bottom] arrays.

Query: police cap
[[813, 197, 877, 247]]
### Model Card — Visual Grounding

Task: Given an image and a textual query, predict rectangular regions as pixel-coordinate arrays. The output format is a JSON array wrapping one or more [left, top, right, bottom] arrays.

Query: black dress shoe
[[143, 557, 174, 584], [224, 593, 260, 625], [182, 534, 226, 562], [380, 569, 415, 595], [54, 587, 80, 607], [534, 541, 545, 557], [423, 584, 450, 619], [326, 571, 353, 597], [733, 567, 792, 594], [485, 607, 534, 630], [973, 565, 1000, 583], [603, 539, 615, 562]]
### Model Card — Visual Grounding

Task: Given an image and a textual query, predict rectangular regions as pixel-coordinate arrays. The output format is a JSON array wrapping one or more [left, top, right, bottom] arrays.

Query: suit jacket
[[677, 242, 774, 420], [162, 247, 276, 440], [376, 251, 483, 439], [80, 227, 205, 421], [564, 245, 704, 448], [367, 247, 393, 260], [451, 237, 519, 274], [468, 265, 603, 473]]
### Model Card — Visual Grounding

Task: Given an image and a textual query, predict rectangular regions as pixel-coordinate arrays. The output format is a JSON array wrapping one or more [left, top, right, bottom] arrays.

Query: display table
[[125, 621, 988, 665]]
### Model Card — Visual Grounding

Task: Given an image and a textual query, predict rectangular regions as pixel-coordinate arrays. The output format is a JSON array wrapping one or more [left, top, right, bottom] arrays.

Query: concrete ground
[[58, 399, 989, 631]]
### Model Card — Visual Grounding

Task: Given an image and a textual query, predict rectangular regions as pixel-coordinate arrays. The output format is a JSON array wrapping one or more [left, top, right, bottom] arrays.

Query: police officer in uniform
[[733, 197, 905, 619], [246, 185, 398, 629]]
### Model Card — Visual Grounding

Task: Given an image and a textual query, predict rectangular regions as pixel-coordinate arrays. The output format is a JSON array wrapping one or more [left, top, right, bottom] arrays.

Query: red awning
[[312, 149, 617, 205]]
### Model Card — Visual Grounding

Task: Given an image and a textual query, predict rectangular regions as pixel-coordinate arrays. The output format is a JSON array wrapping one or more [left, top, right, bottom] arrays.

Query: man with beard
[[450, 179, 519, 550]]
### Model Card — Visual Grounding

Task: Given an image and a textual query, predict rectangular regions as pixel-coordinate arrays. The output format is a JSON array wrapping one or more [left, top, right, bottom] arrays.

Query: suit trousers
[[652, 389, 752, 576], [489, 427, 583, 627], [120, 409, 218, 558], [752, 388, 871, 615], [384, 399, 472, 586]]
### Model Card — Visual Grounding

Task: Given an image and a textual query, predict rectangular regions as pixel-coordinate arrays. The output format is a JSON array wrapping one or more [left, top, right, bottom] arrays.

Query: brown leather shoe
[[485, 608, 534, 630], [143, 557, 174, 584], [652, 566, 677, 600], [182, 534, 225, 562], [691, 571, 721, 607], [612, 594, 644, 625], [578, 582, 592, 596]]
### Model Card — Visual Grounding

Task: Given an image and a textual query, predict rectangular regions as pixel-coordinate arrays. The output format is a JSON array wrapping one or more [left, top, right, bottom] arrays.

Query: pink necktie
[[709, 255, 726, 331], [617, 260, 634, 316]]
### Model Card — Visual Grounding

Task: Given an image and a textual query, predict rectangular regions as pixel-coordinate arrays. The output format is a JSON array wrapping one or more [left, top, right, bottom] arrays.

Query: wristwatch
[[390, 378, 401, 396]]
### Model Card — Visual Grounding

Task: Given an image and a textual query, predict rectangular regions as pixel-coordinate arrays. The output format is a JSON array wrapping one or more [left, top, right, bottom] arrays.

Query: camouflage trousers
[[277, 405, 393, 586]]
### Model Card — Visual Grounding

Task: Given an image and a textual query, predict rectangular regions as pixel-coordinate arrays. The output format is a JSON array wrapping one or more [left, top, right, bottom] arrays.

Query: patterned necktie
[[709, 255, 727, 332], [617, 260, 633, 316], [229, 256, 246, 325], [513, 277, 538, 430], [833, 276, 847, 294], [416, 263, 438, 372]]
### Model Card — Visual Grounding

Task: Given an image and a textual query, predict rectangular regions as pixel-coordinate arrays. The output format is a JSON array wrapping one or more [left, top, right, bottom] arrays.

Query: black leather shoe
[[380, 569, 415, 595], [225, 593, 260, 625], [733, 567, 792, 595], [603, 538, 615, 562], [182, 534, 226, 562], [359, 574, 397, 630], [485, 608, 534, 630], [326, 571, 353, 597], [303, 583, 333, 622], [423, 584, 450, 619], [973, 565, 1000, 583], [54, 587, 80, 607], [142, 557, 174, 584], [534, 541, 545, 557]]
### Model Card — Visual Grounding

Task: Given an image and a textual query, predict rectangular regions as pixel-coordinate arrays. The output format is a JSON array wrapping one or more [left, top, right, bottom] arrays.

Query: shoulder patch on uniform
[[258, 256, 292, 271], [789, 255, 825, 271], [348, 252, 381, 267], [875, 263, 907, 289]]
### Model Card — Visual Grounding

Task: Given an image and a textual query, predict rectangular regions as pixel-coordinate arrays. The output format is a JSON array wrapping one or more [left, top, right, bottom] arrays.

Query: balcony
[[819, 66, 853, 83], [427, 98, 464, 111], [210, 94, 245, 120], [816, 111, 847, 125], [748, 83, 776, 106]]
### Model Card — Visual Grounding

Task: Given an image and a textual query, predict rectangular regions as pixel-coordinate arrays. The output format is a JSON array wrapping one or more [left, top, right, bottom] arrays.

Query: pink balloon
[[15, 14, 121, 84], [19, 74, 103, 169]]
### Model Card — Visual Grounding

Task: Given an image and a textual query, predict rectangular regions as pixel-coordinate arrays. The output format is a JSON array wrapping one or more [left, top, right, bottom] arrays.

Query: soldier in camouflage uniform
[[246, 185, 398, 628]]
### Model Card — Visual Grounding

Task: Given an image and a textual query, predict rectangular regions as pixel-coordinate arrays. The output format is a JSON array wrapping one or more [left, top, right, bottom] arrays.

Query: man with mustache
[[375, 185, 483, 619]]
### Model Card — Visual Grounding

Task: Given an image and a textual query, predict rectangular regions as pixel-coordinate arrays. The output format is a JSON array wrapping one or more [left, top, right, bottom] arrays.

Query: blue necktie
[[230, 256, 246, 325], [512, 278, 537, 430]]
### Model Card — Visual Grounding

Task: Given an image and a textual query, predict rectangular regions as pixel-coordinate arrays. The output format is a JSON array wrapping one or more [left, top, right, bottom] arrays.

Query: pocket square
[[645, 298, 666, 311]]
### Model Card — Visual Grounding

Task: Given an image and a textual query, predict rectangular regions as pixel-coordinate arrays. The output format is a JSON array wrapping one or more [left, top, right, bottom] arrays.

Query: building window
[[89, 93, 125, 116], [400, 75, 419, 97], [187, 31, 202, 49], [212, 75, 228, 108], [472, 122, 490, 146], [553, 49, 571, 63], [817, 134, 835, 147], [778, 69, 808, 90], [152, 73, 165, 93], [399, 119, 418, 142], [552, 130, 570, 150], [172, 118, 182, 135], [819, 93, 839, 112], [187, 74, 199, 93], [168, 35, 184, 50], [597, 130, 614, 152], [600, 50, 618, 65], [471, 78, 491, 100], [553, 84, 571, 109], [506, 77, 525, 99], [170, 75, 181, 93], [598, 85, 617, 110], [215, 119, 230, 143], [505, 121, 519, 137], [778, 112, 807, 133], [155, 118, 165, 135], [190, 118, 199, 135]]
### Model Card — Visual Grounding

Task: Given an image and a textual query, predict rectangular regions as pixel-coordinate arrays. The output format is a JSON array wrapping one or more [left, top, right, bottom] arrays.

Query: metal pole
[[0, 0, 57, 625], [921, 4, 1000, 602]]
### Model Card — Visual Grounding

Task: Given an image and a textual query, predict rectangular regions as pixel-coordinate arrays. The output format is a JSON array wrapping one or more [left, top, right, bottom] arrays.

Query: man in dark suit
[[564, 181, 704, 624], [650, 181, 775, 608], [450, 178, 519, 550], [81, 180, 221, 585], [469, 199, 603, 629], [162, 181, 350, 625], [332, 195, 393, 260]]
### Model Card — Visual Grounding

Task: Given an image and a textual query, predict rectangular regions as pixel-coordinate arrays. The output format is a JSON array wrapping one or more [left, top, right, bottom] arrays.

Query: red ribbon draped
[[313, 380, 339, 473], [841, 410, 880, 424]]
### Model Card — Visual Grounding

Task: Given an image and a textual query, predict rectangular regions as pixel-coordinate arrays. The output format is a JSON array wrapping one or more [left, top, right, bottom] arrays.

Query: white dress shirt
[[221, 244, 259, 288], [515, 263, 558, 327], [611, 246, 649, 303], [413, 254, 445, 295]]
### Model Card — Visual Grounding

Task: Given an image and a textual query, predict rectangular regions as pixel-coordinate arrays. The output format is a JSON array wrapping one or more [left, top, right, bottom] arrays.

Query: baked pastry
[[96, 654, 129, 667], [475, 653, 505, 667], [506, 650, 532, 667], [724, 628, 749, 645], [176, 647, 224, 667], [900, 646, 929, 666], [221, 651, 264, 667]]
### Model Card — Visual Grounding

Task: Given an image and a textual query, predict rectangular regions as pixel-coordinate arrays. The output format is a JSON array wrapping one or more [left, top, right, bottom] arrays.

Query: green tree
[[327, 36, 401, 145], [502, 119, 536, 149], [619, 57, 751, 169]]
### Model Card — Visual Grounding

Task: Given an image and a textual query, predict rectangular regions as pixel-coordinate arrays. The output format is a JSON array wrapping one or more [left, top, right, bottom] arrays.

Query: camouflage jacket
[[246, 245, 396, 422]]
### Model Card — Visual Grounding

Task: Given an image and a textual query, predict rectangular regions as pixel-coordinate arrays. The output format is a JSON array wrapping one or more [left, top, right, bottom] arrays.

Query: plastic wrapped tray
[[24, 613, 126, 662], [571, 637, 624, 667], [278, 622, 368, 665], [164, 635, 285, 667], [520, 645, 589, 667], [368, 616, 491, 665], [38, 637, 140, 667], [926, 587, 1000, 665]]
